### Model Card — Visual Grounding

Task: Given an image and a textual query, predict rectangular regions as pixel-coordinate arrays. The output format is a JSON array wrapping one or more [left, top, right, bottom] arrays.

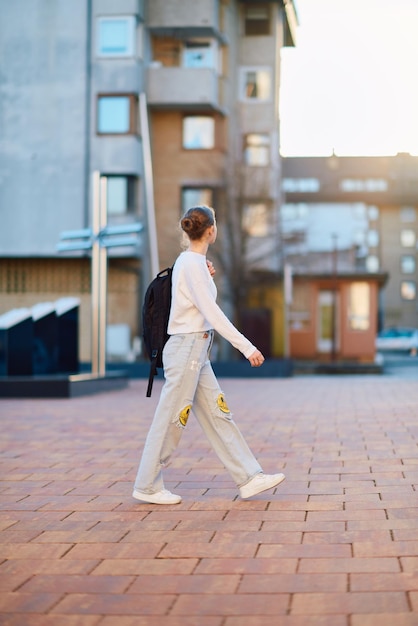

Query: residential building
[[0, 0, 297, 363], [281, 154, 418, 360]]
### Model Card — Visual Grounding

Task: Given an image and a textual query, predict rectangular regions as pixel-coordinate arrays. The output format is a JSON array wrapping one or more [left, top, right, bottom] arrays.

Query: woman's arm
[[186, 262, 259, 359]]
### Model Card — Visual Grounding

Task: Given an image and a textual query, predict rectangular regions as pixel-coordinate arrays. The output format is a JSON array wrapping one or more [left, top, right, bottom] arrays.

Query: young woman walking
[[133, 205, 285, 504]]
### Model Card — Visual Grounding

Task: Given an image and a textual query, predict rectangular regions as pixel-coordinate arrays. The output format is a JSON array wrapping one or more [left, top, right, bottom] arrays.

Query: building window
[[400, 206, 416, 223], [401, 281, 416, 300], [97, 95, 137, 134], [281, 203, 310, 221], [367, 230, 379, 247], [105, 176, 137, 215], [353, 203, 366, 219], [368, 205, 379, 221], [182, 188, 213, 213], [244, 134, 270, 166], [242, 203, 270, 237], [401, 255, 416, 274], [366, 255, 379, 273], [97, 16, 136, 57], [282, 178, 320, 192], [243, 4, 270, 36], [183, 40, 216, 68], [348, 282, 370, 331], [240, 67, 271, 101], [340, 179, 388, 192], [400, 229, 416, 247], [183, 116, 214, 149]]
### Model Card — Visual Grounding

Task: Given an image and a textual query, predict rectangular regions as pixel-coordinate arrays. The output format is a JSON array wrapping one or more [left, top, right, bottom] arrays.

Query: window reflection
[[183, 117, 214, 149], [348, 283, 370, 331], [182, 188, 213, 213]]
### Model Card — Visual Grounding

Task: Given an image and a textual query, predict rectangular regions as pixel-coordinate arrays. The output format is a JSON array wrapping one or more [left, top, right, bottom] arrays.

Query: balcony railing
[[147, 0, 223, 41], [147, 66, 225, 112]]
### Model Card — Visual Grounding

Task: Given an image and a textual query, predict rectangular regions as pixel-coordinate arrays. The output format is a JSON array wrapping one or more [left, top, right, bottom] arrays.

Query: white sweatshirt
[[167, 251, 256, 359]]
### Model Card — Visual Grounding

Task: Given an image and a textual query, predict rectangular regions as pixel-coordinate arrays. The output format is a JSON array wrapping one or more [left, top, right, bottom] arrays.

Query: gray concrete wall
[[0, 0, 89, 255], [89, 0, 145, 220]]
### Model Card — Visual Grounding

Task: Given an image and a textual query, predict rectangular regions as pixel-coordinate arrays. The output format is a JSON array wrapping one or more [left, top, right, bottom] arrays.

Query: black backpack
[[142, 266, 173, 397]]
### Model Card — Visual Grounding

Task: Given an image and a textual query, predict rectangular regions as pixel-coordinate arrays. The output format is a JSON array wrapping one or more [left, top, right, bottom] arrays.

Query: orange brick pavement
[[1, 375, 418, 626]]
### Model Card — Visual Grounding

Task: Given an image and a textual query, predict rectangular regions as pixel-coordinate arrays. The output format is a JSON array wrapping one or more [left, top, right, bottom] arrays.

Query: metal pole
[[283, 263, 292, 358], [331, 234, 338, 362], [99, 176, 108, 376], [139, 92, 159, 278], [91, 171, 100, 376]]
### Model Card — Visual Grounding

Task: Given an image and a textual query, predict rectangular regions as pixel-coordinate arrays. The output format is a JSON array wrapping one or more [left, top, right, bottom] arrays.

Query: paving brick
[[224, 509, 306, 521], [298, 557, 400, 573], [257, 544, 351, 559], [353, 541, 418, 557], [351, 572, 418, 592], [350, 615, 418, 626], [393, 529, 418, 541], [0, 616, 101, 626], [307, 509, 387, 521], [91, 558, 199, 576], [0, 530, 43, 543], [63, 542, 163, 560], [175, 520, 262, 531], [268, 500, 343, 511], [0, 543, 71, 559], [159, 541, 258, 559], [31, 530, 128, 543], [387, 508, 418, 519], [238, 573, 347, 593], [0, 572, 34, 592], [121, 530, 214, 543], [291, 591, 409, 614], [0, 591, 63, 613], [99, 618, 222, 626], [224, 618, 348, 626], [211, 530, 302, 544], [127, 573, 241, 594], [171, 592, 290, 615], [50, 592, 176, 615], [197, 557, 292, 578], [303, 530, 391, 544], [18, 573, 134, 593], [0, 559, 100, 576]]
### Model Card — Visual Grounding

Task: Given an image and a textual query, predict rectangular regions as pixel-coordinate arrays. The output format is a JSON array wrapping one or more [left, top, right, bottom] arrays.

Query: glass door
[[317, 290, 338, 353]]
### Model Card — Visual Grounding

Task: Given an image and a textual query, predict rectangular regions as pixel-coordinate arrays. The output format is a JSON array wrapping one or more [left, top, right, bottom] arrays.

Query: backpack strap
[[146, 349, 158, 398]]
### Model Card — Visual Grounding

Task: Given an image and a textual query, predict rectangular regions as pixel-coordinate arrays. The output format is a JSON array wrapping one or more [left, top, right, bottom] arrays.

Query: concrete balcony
[[147, 66, 225, 112], [147, 0, 224, 41]]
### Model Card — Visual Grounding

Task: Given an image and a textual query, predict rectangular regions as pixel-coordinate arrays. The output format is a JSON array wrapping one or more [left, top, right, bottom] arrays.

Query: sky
[[279, 0, 418, 157]]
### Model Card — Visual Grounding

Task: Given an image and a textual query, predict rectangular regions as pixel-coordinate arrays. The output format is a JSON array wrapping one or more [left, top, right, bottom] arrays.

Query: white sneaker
[[239, 472, 285, 499], [132, 488, 182, 505]]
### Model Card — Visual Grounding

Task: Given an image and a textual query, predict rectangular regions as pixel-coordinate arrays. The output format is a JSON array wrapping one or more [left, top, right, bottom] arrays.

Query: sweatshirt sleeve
[[186, 260, 257, 359]]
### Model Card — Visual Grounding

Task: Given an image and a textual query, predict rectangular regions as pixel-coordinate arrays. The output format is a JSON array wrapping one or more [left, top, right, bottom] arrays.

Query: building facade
[[0, 0, 297, 362], [281, 154, 418, 360]]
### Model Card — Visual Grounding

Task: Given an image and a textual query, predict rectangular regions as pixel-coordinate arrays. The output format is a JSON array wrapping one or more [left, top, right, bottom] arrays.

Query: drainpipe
[[83, 0, 92, 229]]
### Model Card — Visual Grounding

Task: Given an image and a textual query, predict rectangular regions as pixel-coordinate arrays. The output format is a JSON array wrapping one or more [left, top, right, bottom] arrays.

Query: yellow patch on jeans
[[179, 404, 192, 427], [217, 393, 230, 414]]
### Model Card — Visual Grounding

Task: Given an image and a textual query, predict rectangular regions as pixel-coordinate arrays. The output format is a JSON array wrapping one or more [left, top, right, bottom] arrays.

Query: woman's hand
[[206, 259, 216, 277], [248, 349, 265, 367]]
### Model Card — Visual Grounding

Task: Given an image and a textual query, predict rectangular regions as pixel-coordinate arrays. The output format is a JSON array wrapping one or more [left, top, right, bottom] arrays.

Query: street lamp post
[[331, 233, 338, 362]]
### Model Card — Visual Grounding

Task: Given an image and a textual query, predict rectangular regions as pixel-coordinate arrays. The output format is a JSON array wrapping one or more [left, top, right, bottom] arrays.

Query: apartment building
[[0, 0, 297, 363], [281, 154, 418, 360]]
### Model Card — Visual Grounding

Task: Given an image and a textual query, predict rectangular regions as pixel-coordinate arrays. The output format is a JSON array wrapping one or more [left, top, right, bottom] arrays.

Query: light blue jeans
[[134, 331, 262, 494]]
